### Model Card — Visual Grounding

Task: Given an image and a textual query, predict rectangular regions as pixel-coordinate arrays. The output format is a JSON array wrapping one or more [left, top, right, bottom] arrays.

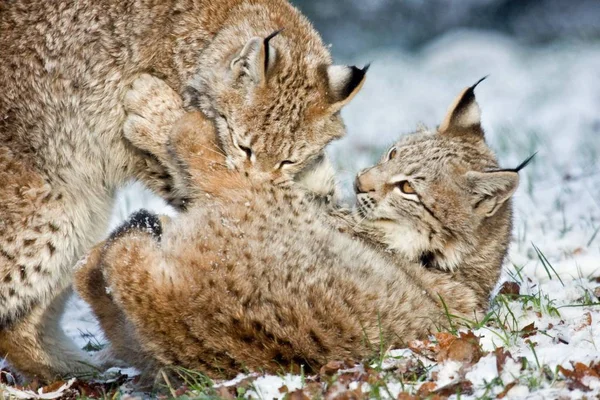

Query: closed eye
[[278, 160, 296, 169], [239, 145, 253, 160]]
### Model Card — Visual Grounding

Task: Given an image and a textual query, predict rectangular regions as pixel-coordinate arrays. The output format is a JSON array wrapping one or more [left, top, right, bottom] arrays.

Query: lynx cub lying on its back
[[75, 81, 525, 382]]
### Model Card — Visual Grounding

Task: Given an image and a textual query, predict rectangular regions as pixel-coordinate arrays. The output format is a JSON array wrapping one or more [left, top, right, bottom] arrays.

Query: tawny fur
[[74, 84, 520, 382], [0, 0, 365, 381], [351, 80, 517, 311]]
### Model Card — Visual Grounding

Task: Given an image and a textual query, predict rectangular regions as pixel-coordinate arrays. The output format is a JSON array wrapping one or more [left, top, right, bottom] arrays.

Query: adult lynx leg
[[0, 288, 98, 381], [0, 147, 98, 381], [123, 77, 242, 202], [132, 153, 186, 209], [123, 74, 185, 163], [124, 74, 195, 204]]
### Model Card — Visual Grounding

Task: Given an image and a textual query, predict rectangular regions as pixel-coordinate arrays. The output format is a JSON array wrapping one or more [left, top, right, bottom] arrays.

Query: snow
[[244, 375, 303, 399], [53, 32, 600, 398], [465, 355, 497, 388], [435, 361, 463, 387]]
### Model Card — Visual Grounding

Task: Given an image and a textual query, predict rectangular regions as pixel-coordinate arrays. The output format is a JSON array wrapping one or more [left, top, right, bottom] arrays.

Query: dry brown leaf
[[494, 347, 513, 375], [397, 393, 419, 400], [288, 389, 310, 400], [303, 382, 323, 398], [573, 362, 600, 379], [498, 281, 520, 297], [434, 332, 456, 349], [497, 381, 518, 398], [416, 382, 437, 397], [437, 332, 482, 365], [408, 339, 437, 360], [591, 362, 600, 375], [459, 331, 480, 342], [215, 386, 236, 399], [435, 380, 473, 397], [320, 360, 345, 377], [558, 361, 600, 392], [41, 380, 67, 394], [335, 371, 363, 387], [574, 312, 593, 332], [520, 323, 537, 338], [279, 385, 289, 394], [558, 366, 591, 391]]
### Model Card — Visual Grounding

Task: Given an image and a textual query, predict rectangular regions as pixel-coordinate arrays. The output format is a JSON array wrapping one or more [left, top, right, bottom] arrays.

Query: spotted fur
[[353, 80, 519, 308], [0, 0, 364, 381], [74, 85, 521, 383]]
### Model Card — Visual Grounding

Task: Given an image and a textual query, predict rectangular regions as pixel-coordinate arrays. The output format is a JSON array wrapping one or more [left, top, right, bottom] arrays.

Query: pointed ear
[[326, 64, 369, 113], [230, 29, 283, 85], [439, 77, 487, 137], [466, 170, 519, 217]]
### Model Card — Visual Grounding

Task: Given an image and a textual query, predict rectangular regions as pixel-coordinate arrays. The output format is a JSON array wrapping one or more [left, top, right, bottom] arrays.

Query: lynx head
[[186, 27, 367, 188], [354, 79, 525, 272]]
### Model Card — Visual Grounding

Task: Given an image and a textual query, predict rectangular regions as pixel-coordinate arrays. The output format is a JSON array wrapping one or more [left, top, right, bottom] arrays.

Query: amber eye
[[397, 180, 416, 195], [387, 147, 398, 161]]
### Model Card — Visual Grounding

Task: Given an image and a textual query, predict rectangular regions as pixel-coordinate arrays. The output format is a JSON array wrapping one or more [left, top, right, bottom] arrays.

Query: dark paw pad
[[109, 209, 162, 241]]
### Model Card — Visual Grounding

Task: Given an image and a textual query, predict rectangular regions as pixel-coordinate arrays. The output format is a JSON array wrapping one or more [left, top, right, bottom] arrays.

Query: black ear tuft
[[493, 152, 537, 174], [439, 76, 488, 136], [514, 152, 537, 172], [452, 76, 488, 121], [263, 28, 284, 74]]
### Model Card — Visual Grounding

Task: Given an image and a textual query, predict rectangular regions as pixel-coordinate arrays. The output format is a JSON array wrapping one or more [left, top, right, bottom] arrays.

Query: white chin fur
[[295, 155, 338, 199], [373, 220, 430, 261], [372, 220, 462, 272]]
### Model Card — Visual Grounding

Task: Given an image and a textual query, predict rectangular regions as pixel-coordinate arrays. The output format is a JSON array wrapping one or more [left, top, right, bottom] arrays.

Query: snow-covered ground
[[48, 32, 600, 399]]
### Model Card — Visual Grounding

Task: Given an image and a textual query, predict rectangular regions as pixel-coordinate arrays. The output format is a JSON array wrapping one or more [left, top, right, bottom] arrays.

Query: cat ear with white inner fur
[[327, 64, 369, 113], [439, 76, 487, 136], [466, 170, 519, 217], [231, 29, 283, 85]]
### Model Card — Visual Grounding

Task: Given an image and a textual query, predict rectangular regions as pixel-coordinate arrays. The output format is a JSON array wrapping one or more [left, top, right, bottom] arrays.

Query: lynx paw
[[124, 74, 185, 155]]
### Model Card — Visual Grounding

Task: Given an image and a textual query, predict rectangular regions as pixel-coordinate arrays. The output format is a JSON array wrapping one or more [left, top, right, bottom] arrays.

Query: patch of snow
[[244, 374, 303, 400], [436, 360, 463, 387], [465, 354, 497, 388]]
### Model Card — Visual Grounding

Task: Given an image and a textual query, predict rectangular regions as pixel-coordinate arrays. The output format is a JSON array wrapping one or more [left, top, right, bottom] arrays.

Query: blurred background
[[287, 0, 600, 190], [65, 0, 600, 345], [294, 0, 599, 56]]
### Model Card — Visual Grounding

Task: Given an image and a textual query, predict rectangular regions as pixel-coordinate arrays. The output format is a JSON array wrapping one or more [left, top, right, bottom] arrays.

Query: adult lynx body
[[0, 0, 365, 380]]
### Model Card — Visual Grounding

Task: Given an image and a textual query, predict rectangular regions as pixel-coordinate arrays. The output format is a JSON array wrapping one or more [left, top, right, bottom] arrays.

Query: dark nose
[[355, 170, 376, 194]]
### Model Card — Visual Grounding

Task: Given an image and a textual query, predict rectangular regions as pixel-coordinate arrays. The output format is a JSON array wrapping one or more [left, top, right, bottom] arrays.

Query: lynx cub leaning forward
[[0, 0, 366, 380], [75, 82, 524, 381]]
